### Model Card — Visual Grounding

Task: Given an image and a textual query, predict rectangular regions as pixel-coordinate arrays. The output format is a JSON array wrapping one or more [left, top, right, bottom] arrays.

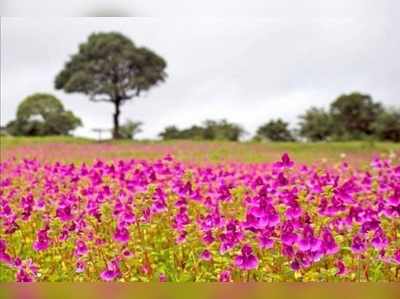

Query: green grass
[[0, 136, 399, 165], [0, 135, 92, 147]]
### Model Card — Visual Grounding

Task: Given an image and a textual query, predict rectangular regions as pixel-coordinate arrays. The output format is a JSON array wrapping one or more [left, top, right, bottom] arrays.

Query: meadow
[[1, 137, 399, 282], [1, 136, 399, 165]]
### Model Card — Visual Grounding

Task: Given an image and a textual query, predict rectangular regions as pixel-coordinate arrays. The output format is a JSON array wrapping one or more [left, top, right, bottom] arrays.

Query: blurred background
[[1, 1, 399, 141]]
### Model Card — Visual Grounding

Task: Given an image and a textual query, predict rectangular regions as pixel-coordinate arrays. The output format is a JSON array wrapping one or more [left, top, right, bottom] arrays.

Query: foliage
[[158, 126, 182, 140], [256, 119, 294, 142], [202, 120, 245, 141], [119, 120, 143, 140], [330, 92, 384, 140], [372, 108, 400, 142], [159, 120, 245, 141], [298, 107, 334, 141], [6, 93, 82, 136], [55, 32, 167, 139]]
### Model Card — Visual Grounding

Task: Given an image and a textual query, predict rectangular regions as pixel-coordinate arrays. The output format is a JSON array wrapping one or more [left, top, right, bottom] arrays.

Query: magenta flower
[[33, 228, 50, 251], [74, 240, 88, 257], [76, 260, 85, 273], [336, 260, 347, 276], [235, 244, 259, 271], [251, 202, 280, 228], [0, 239, 12, 266], [351, 235, 366, 254], [281, 222, 298, 246], [285, 203, 302, 219], [297, 225, 320, 252], [56, 204, 74, 222], [176, 231, 187, 244], [393, 249, 400, 265], [122, 249, 134, 259], [159, 273, 167, 282], [320, 229, 339, 255], [16, 269, 34, 282], [113, 226, 130, 244], [290, 260, 300, 271], [15, 259, 38, 282], [100, 260, 121, 281], [259, 232, 274, 249], [371, 229, 388, 250], [219, 270, 232, 282], [274, 153, 294, 169], [202, 231, 215, 245], [200, 249, 212, 261]]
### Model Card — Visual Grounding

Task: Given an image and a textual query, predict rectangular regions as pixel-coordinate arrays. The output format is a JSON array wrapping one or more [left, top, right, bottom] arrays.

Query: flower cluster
[[0, 154, 399, 281]]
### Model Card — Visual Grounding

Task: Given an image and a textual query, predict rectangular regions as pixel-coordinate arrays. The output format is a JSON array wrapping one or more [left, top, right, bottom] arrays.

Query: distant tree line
[[297, 92, 400, 142], [4, 91, 399, 142], [158, 92, 400, 142], [159, 120, 245, 141]]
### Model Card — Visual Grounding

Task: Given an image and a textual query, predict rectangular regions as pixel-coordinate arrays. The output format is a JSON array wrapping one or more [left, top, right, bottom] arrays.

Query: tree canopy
[[299, 107, 333, 141], [330, 92, 383, 139], [55, 32, 167, 139], [159, 119, 245, 141], [372, 108, 400, 142], [6, 93, 82, 136], [119, 120, 143, 140], [297, 92, 398, 142], [256, 119, 294, 142]]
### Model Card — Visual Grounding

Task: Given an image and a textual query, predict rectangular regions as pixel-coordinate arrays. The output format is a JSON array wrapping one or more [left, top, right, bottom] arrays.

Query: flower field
[[1, 140, 400, 282]]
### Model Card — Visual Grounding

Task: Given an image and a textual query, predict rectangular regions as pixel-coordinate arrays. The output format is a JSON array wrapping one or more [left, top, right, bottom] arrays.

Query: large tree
[[299, 107, 333, 141], [55, 32, 167, 139], [330, 92, 383, 139], [6, 93, 82, 136]]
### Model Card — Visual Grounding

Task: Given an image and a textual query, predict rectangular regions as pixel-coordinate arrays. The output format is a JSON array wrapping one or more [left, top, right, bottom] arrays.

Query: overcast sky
[[1, 1, 399, 139]]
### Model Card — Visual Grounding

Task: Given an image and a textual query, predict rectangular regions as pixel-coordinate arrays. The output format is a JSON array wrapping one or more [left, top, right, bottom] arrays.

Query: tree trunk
[[112, 100, 121, 139]]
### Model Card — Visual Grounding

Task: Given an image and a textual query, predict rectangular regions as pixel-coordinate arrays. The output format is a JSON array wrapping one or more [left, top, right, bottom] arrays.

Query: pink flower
[[393, 249, 400, 265], [320, 229, 339, 255], [100, 260, 121, 282], [297, 225, 321, 252], [258, 233, 274, 249], [371, 229, 388, 251], [200, 249, 212, 261], [33, 228, 50, 251], [113, 226, 130, 244], [351, 235, 366, 254], [122, 249, 134, 259], [219, 270, 232, 282], [16, 269, 34, 282], [56, 204, 73, 222], [159, 273, 167, 282], [235, 244, 259, 271], [76, 260, 85, 273], [176, 231, 187, 244], [74, 240, 88, 257], [274, 153, 294, 169], [336, 260, 347, 276], [0, 239, 12, 266], [15, 259, 38, 282]]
